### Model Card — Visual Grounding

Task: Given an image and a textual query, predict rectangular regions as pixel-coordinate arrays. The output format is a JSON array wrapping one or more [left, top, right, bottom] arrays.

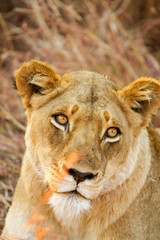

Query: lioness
[[2, 60, 160, 240]]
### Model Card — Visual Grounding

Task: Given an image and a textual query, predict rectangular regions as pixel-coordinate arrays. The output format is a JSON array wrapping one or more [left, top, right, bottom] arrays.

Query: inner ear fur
[[118, 77, 160, 126], [15, 60, 61, 108]]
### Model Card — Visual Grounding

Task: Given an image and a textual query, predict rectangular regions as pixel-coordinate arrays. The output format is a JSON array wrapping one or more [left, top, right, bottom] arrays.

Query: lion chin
[[49, 191, 91, 225]]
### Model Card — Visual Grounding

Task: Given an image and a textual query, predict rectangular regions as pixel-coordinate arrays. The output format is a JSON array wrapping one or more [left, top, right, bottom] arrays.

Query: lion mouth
[[59, 190, 88, 200], [68, 190, 79, 195]]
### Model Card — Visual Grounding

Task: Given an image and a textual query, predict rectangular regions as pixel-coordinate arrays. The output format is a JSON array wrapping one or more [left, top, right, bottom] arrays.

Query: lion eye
[[103, 127, 120, 142], [51, 114, 69, 132], [54, 114, 68, 125], [106, 127, 119, 138]]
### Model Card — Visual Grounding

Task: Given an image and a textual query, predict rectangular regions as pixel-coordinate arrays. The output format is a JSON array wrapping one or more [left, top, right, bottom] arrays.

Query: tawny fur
[[2, 60, 160, 240]]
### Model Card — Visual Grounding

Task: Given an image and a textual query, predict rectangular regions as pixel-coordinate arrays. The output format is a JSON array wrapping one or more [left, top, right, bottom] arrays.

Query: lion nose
[[68, 168, 97, 183]]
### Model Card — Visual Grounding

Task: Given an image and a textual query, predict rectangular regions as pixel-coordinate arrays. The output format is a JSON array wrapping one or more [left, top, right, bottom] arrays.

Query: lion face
[[15, 60, 160, 222]]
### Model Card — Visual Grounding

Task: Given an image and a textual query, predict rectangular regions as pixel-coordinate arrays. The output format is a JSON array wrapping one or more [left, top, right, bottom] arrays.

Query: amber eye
[[107, 127, 118, 138], [103, 127, 120, 141], [54, 114, 68, 125]]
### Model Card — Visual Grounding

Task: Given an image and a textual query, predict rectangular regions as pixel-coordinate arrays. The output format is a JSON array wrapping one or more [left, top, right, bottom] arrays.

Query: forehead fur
[[60, 71, 121, 106], [29, 70, 122, 119], [62, 70, 120, 91]]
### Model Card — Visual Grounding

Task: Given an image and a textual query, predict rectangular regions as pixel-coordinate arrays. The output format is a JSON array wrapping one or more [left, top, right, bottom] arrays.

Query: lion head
[[15, 60, 160, 224]]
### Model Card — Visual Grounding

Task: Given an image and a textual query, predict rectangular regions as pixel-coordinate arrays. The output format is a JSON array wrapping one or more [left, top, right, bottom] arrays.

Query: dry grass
[[0, 0, 160, 235]]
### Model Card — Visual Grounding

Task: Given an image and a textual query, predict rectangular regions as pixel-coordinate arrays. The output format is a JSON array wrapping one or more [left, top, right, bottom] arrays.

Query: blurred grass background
[[0, 0, 160, 234]]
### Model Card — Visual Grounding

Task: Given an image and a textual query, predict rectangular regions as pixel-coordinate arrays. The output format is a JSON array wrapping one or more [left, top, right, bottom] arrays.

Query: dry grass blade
[[0, 106, 25, 132]]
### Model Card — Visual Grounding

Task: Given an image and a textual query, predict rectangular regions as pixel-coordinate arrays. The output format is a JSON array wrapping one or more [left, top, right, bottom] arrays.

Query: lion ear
[[118, 77, 160, 126], [15, 60, 61, 108]]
